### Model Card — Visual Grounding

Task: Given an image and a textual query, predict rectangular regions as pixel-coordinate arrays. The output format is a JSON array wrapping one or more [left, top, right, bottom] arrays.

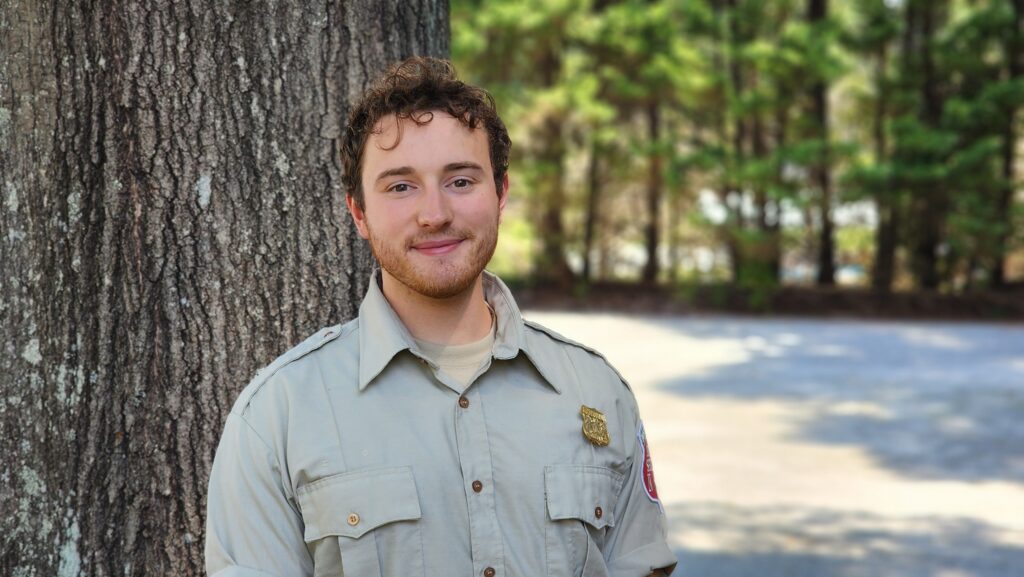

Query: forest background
[[452, 0, 1024, 316]]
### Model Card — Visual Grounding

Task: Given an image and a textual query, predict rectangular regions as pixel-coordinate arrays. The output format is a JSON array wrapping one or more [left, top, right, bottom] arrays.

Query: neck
[[380, 271, 493, 345]]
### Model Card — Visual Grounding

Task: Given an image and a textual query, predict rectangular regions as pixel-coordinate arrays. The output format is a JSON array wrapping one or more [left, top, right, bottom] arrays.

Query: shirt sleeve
[[205, 412, 313, 577], [603, 419, 678, 577]]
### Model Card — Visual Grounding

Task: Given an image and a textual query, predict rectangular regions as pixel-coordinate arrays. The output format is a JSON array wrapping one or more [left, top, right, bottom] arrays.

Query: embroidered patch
[[637, 422, 661, 507]]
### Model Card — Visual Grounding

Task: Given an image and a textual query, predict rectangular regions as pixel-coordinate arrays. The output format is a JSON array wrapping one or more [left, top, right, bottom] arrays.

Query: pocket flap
[[297, 466, 422, 541], [544, 465, 625, 530]]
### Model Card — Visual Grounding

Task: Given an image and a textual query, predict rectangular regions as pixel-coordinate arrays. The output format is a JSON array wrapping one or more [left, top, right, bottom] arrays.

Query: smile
[[412, 238, 464, 256]]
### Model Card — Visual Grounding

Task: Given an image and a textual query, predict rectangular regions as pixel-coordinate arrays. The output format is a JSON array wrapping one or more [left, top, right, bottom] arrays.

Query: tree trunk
[[809, 0, 835, 286], [753, 111, 768, 232], [668, 189, 683, 283], [0, 1, 447, 575], [992, 0, 1023, 288], [534, 46, 573, 286], [872, 43, 897, 292], [752, 108, 781, 283], [582, 139, 602, 284], [874, 199, 900, 291], [642, 100, 663, 284], [910, 0, 946, 290], [724, 0, 747, 283], [769, 107, 788, 281]]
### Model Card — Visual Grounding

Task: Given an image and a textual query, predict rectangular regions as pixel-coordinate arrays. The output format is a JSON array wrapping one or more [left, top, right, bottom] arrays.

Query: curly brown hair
[[340, 56, 511, 210]]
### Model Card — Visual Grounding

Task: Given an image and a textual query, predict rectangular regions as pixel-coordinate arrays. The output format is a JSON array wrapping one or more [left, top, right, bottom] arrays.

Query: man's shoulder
[[522, 318, 602, 357], [230, 318, 360, 415], [522, 318, 633, 393]]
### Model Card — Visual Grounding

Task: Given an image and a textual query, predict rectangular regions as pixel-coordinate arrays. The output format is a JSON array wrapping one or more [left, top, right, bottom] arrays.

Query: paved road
[[525, 312, 1024, 577]]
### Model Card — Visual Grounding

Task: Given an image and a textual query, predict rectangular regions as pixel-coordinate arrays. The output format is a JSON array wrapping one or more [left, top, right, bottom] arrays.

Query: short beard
[[367, 222, 499, 299]]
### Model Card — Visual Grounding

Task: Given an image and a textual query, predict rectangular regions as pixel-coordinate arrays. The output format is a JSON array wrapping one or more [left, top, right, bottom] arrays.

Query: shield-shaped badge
[[580, 405, 610, 447]]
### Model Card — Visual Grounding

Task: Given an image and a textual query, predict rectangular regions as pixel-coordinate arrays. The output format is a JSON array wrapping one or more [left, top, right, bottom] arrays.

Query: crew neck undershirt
[[412, 305, 496, 391]]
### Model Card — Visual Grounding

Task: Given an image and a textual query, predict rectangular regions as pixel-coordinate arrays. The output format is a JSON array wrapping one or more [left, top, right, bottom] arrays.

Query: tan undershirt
[[413, 306, 496, 392]]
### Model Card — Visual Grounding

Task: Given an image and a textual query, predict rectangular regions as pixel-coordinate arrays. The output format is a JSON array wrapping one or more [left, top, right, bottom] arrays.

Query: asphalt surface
[[525, 312, 1024, 577]]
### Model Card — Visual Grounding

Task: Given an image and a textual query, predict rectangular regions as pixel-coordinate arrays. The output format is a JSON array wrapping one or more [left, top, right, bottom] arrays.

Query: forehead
[[362, 112, 491, 177]]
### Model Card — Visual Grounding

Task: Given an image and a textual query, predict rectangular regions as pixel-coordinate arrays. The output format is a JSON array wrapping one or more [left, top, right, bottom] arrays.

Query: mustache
[[407, 228, 474, 247]]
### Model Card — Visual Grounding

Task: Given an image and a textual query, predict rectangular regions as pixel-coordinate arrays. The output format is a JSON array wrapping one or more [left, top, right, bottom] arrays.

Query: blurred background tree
[[453, 0, 1024, 305]]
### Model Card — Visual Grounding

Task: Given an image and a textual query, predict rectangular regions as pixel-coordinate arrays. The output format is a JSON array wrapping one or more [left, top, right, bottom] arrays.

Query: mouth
[[411, 238, 464, 256]]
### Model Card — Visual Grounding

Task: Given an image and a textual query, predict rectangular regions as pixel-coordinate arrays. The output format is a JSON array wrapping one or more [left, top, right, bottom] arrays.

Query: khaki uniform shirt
[[205, 272, 677, 577]]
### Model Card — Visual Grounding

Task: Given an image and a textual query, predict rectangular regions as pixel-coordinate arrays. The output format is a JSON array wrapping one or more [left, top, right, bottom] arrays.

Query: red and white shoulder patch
[[637, 422, 661, 509]]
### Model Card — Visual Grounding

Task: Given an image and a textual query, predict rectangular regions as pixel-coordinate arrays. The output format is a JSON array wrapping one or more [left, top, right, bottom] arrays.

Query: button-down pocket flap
[[544, 465, 624, 530], [297, 466, 422, 541]]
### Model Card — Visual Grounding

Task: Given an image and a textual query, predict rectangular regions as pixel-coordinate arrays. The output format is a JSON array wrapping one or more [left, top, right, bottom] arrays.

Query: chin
[[402, 269, 481, 299], [371, 231, 497, 300]]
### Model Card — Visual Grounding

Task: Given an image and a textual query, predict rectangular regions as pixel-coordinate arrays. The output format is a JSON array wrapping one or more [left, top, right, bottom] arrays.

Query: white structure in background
[[695, 188, 876, 286], [562, 186, 877, 285]]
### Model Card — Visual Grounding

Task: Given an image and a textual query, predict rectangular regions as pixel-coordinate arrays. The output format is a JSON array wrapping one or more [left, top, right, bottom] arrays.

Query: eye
[[388, 182, 412, 193], [451, 178, 472, 189]]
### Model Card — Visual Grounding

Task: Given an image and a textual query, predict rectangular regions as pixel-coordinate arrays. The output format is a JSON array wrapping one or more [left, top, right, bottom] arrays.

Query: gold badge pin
[[580, 405, 610, 447]]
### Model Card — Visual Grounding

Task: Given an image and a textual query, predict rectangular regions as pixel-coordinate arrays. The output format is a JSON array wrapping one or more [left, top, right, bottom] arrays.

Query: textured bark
[[0, 1, 448, 575]]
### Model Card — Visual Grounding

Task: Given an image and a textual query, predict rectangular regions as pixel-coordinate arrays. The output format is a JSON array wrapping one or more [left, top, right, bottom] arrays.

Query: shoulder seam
[[233, 411, 274, 456], [523, 319, 634, 393], [523, 319, 588, 350], [234, 321, 355, 414], [232, 411, 297, 500]]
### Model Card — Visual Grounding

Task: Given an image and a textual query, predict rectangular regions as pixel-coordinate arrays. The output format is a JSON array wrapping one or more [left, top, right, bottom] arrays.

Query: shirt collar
[[357, 270, 563, 394]]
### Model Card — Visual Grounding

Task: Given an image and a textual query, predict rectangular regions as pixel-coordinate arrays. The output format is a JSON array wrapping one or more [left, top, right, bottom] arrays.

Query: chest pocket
[[544, 465, 625, 577], [298, 466, 424, 577]]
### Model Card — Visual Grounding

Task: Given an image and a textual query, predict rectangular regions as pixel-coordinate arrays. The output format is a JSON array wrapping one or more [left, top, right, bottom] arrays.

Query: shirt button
[[472, 480, 483, 493], [484, 568, 496, 577], [347, 513, 360, 526], [458, 396, 470, 409], [594, 506, 603, 519]]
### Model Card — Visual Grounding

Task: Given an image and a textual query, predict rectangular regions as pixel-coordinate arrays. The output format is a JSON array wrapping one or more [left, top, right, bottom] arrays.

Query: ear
[[497, 173, 509, 221], [346, 193, 370, 240]]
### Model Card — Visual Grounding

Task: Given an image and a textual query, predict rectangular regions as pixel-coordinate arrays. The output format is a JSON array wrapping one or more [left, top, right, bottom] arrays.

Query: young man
[[205, 57, 677, 577]]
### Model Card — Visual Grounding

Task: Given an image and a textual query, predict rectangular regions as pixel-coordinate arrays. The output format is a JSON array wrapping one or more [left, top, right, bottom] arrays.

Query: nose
[[416, 182, 453, 229]]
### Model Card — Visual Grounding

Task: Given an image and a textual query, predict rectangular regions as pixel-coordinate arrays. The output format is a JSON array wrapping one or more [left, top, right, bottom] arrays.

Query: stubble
[[366, 220, 499, 299]]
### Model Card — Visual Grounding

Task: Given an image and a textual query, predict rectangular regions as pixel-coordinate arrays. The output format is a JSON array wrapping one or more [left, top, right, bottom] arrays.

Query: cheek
[[362, 209, 407, 241], [464, 197, 499, 219], [477, 205, 502, 227]]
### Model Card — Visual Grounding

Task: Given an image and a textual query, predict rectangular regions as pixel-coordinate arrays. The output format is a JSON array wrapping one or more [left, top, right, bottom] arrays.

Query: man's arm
[[603, 420, 678, 577], [205, 413, 312, 577]]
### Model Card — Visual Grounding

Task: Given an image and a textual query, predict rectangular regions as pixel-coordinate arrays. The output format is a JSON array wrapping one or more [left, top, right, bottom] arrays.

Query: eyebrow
[[443, 162, 485, 173], [374, 166, 413, 184], [374, 162, 486, 184]]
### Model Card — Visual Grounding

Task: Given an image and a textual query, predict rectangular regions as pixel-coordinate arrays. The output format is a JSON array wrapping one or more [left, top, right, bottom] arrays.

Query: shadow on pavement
[[666, 501, 1024, 577], [649, 318, 1024, 483]]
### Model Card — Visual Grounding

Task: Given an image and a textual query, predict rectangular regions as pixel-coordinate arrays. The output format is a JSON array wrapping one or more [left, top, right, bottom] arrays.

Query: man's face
[[348, 111, 508, 300]]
